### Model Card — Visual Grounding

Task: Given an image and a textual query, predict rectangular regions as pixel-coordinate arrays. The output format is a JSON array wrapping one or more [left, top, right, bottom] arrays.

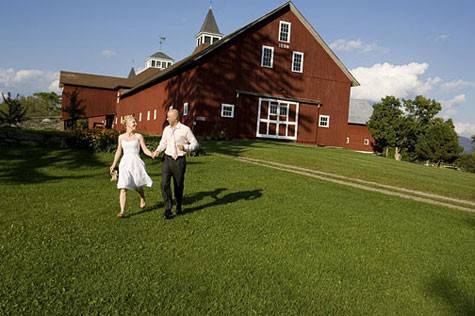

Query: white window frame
[[364, 138, 370, 145], [256, 98, 299, 141], [346, 137, 350, 144], [279, 21, 291, 43], [153, 109, 157, 120], [292, 51, 304, 73], [261, 46, 274, 68], [183, 102, 189, 116], [147, 111, 150, 121], [139, 112, 142, 122], [318, 115, 330, 128], [221, 104, 235, 118]]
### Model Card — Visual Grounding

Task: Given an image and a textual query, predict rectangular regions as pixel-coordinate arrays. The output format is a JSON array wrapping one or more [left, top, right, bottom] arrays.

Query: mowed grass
[[205, 140, 475, 202], [1, 144, 475, 315]]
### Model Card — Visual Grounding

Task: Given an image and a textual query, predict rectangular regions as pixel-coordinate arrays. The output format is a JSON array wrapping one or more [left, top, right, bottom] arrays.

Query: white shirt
[[156, 122, 198, 157]]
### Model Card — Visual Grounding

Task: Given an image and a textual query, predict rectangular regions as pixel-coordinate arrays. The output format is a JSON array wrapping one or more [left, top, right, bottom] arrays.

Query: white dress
[[117, 137, 153, 190]]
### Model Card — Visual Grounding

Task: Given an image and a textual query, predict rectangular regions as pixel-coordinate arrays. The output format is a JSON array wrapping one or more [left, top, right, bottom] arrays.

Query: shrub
[[455, 154, 475, 173]]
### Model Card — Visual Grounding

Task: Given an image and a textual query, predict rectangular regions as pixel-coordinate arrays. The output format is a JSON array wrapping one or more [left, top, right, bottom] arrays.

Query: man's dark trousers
[[161, 154, 186, 212]]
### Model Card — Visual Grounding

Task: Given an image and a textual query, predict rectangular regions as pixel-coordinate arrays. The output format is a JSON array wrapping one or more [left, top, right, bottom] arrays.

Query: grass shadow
[[426, 275, 475, 316], [183, 188, 263, 215]]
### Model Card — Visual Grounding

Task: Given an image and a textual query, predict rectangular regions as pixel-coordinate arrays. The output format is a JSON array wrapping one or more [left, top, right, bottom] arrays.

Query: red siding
[[345, 123, 375, 152], [61, 85, 117, 120], [118, 6, 353, 147]]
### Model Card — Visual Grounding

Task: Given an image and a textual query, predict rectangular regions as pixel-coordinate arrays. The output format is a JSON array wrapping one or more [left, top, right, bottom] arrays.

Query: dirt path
[[216, 154, 475, 213]]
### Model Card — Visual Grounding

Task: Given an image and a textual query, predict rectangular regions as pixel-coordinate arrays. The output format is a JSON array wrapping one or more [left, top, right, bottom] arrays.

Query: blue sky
[[1, 0, 474, 136]]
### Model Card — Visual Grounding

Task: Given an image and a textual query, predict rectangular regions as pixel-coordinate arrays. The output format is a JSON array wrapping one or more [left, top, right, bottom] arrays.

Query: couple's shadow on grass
[[126, 187, 263, 218]]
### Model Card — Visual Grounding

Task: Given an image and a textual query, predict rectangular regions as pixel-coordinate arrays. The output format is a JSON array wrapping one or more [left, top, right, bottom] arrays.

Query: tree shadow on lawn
[[202, 139, 294, 157], [0, 145, 106, 185], [426, 274, 475, 315], [125, 187, 263, 218]]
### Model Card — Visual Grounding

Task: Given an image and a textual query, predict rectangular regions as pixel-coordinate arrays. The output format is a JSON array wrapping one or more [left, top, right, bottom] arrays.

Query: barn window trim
[[261, 45, 274, 68], [221, 104, 235, 118], [292, 51, 304, 73], [318, 115, 330, 128], [279, 21, 291, 43], [183, 102, 189, 116]]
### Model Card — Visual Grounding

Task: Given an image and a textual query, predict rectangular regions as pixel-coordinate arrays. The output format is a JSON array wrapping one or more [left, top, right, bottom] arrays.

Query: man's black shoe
[[163, 210, 173, 219]]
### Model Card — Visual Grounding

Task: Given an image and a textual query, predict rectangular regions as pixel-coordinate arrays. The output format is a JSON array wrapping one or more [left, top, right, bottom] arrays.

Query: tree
[[472, 135, 475, 150], [62, 89, 85, 128], [32, 92, 61, 116], [415, 118, 463, 166], [367, 96, 407, 158], [0, 93, 28, 126], [403, 96, 442, 160]]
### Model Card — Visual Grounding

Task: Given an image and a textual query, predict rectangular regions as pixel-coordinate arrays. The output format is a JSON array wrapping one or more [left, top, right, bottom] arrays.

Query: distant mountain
[[459, 136, 473, 153]]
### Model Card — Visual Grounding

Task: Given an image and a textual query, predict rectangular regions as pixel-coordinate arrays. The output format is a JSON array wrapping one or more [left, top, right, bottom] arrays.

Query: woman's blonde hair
[[121, 115, 136, 127]]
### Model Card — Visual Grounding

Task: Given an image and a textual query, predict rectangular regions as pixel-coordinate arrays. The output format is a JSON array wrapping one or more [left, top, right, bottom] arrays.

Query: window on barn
[[364, 139, 369, 145], [346, 137, 350, 144], [204, 36, 211, 44], [213, 37, 219, 43], [147, 111, 150, 121], [261, 46, 274, 68], [292, 52, 304, 73], [183, 103, 189, 116], [279, 21, 291, 43], [154, 109, 157, 120], [151, 60, 156, 67], [269, 101, 278, 115], [318, 115, 330, 128], [139, 112, 142, 122], [221, 104, 235, 118]]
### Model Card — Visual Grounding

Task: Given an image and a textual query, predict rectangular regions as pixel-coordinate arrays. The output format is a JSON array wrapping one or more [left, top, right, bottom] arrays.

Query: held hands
[[109, 165, 116, 174], [151, 151, 159, 159]]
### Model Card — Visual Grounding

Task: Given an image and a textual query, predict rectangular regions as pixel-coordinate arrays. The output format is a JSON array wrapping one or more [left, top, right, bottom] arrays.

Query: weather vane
[[159, 36, 166, 51]]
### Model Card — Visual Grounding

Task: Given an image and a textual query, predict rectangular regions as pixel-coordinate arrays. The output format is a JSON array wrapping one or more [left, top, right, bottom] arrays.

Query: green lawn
[[205, 140, 475, 202], [1, 143, 475, 315]]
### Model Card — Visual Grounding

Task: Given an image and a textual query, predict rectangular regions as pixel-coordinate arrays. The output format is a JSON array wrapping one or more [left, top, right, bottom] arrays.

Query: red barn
[[60, 2, 375, 151]]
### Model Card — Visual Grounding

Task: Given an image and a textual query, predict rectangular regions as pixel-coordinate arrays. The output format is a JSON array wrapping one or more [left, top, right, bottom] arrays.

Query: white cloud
[[350, 62, 441, 101], [434, 34, 449, 42], [0, 68, 60, 96], [454, 122, 475, 137], [440, 79, 475, 92], [439, 94, 466, 118], [330, 38, 389, 53], [101, 49, 117, 58]]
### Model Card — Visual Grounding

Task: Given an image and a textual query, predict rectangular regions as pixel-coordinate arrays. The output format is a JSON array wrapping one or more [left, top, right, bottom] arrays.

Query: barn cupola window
[[195, 7, 223, 48], [261, 46, 274, 68], [292, 51, 304, 73], [145, 51, 174, 70], [279, 21, 291, 43]]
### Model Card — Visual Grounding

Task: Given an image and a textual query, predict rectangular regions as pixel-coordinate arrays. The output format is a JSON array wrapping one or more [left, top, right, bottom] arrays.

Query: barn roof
[[121, 2, 359, 98], [199, 8, 222, 35], [59, 67, 162, 90], [149, 51, 174, 60], [348, 99, 374, 125]]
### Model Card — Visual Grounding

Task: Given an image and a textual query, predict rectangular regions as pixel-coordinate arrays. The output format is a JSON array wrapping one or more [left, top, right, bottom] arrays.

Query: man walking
[[153, 109, 198, 219]]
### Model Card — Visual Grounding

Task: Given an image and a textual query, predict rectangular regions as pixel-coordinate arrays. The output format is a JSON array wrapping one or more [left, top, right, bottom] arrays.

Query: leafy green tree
[[20, 92, 61, 117], [456, 153, 475, 173], [367, 96, 407, 158], [0, 93, 28, 126], [415, 118, 463, 166], [403, 96, 442, 160], [62, 89, 85, 129], [472, 135, 475, 150]]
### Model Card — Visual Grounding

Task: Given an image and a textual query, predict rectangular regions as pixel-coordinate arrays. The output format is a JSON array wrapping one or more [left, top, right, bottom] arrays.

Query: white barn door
[[256, 98, 299, 140]]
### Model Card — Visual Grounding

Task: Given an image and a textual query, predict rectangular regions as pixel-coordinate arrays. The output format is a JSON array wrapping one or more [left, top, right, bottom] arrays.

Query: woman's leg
[[137, 187, 146, 208], [119, 189, 127, 216]]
